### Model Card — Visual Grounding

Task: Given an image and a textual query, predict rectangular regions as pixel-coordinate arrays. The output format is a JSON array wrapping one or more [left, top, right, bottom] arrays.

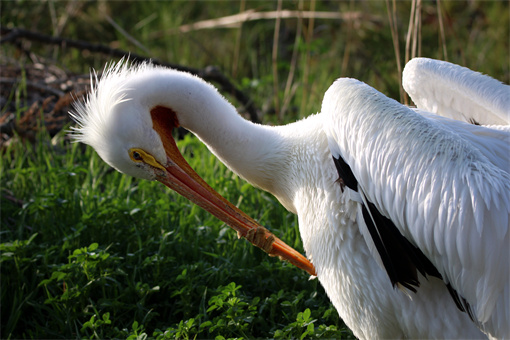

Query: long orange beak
[[150, 106, 316, 276]]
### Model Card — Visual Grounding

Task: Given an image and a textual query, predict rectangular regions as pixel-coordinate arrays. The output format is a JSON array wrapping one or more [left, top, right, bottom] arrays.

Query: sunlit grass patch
[[1, 128, 352, 339]]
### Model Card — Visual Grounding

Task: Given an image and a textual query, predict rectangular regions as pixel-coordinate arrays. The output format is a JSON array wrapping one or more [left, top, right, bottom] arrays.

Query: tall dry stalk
[[437, 0, 448, 61], [281, 0, 304, 118], [299, 0, 316, 117], [405, 0, 423, 63], [405, 0, 416, 64], [412, 0, 422, 59], [273, 0, 283, 121], [385, 0, 406, 104]]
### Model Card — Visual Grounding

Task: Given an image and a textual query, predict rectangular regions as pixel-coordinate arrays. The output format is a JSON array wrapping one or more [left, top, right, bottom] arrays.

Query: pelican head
[[70, 60, 316, 276], [71, 62, 171, 180]]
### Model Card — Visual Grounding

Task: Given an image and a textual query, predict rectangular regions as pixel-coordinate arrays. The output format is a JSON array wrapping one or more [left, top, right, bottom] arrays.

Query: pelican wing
[[322, 78, 510, 335], [403, 57, 510, 125]]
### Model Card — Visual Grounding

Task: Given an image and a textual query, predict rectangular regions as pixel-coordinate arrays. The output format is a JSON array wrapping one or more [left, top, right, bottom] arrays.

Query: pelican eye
[[128, 148, 166, 171], [132, 151, 142, 161], [130, 149, 144, 162]]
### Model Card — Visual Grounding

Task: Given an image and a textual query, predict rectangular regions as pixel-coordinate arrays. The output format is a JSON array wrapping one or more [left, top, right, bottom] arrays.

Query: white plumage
[[403, 57, 510, 126], [71, 57, 509, 339]]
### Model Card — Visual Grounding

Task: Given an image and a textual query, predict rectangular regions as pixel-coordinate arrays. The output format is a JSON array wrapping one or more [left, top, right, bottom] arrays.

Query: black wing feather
[[332, 154, 471, 313], [361, 198, 441, 291]]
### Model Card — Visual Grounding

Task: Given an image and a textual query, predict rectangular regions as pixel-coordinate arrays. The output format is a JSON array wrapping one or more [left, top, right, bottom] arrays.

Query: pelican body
[[71, 58, 509, 339]]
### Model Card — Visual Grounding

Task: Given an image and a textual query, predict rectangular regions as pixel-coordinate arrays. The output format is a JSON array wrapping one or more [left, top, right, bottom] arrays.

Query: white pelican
[[71, 57, 509, 339]]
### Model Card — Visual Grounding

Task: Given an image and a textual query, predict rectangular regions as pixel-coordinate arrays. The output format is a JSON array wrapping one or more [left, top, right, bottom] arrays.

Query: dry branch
[[0, 26, 260, 123], [167, 10, 382, 34]]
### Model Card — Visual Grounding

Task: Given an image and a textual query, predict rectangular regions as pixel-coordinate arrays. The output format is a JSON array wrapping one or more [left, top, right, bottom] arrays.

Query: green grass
[[1, 128, 353, 339]]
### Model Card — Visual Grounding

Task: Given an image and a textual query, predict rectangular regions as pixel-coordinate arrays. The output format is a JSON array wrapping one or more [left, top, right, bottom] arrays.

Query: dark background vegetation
[[1, 1, 508, 339]]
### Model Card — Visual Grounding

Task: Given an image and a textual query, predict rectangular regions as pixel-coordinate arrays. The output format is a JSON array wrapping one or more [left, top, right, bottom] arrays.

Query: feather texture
[[323, 77, 509, 338], [403, 57, 510, 125]]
